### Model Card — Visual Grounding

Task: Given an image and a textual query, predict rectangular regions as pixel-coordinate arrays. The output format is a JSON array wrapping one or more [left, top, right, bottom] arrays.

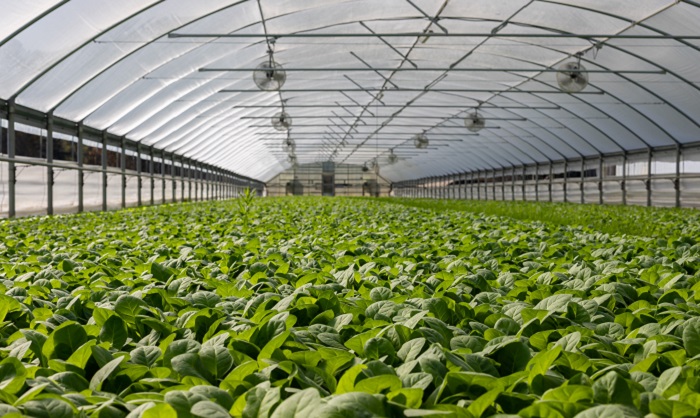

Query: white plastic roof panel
[[2, 0, 700, 182]]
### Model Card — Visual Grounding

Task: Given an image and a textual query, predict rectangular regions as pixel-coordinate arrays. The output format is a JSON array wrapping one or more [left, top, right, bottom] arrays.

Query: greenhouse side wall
[[0, 115, 263, 218], [392, 146, 700, 209]]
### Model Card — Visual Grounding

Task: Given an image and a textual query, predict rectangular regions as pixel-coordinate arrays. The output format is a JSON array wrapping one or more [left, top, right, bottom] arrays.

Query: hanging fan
[[361, 164, 370, 172], [557, 61, 588, 93], [387, 150, 399, 165], [413, 132, 429, 149], [284, 138, 295, 153], [465, 112, 486, 133], [288, 155, 297, 165], [253, 59, 287, 91], [272, 111, 292, 131]]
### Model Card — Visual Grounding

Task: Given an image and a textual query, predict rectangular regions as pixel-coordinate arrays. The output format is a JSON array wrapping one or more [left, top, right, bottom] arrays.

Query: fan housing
[[465, 112, 486, 133], [557, 61, 589, 93], [253, 60, 287, 91]]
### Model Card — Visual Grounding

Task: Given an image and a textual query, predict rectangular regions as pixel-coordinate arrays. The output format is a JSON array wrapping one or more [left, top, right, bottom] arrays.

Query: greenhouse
[[2, 2, 700, 418]]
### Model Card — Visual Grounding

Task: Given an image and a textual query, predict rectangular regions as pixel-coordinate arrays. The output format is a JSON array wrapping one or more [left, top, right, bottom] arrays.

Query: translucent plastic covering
[[2, 0, 699, 182]]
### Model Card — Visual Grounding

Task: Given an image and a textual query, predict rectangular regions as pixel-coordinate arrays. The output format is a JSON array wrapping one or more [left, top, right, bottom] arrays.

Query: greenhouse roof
[[2, 0, 699, 182]]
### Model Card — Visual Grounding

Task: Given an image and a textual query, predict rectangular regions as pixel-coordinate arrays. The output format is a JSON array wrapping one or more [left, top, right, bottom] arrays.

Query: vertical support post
[[477, 171, 481, 200], [188, 160, 192, 201], [501, 169, 505, 200], [180, 157, 185, 202], [121, 137, 126, 209], [511, 166, 516, 200], [647, 149, 653, 207], [563, 160, 568, 203], [136, 143, 142, 207], [47, 113, 54, 216], [492, 169, 497, 200], [521, 166, 526, 201], [598, 156, 604, 205], [622, 152, 627, 206], [171, 153, 177, 204], [535, 164, 540, 202], [548, 163, 553, 202], [675, 145, 682, 208], [580, 159, 585, 205], [149, 147, 155, 205], [7, 101, 16, 218], [77, 123, 84, 213], [161, 150, 166, 204], [101, 132, 108, 211]]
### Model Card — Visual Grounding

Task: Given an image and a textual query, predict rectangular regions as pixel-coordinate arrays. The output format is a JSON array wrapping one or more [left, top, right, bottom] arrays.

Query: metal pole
[[46, 113, 54, 216], [501, 169, 506, 200], [622, 153, 627, 206], [535, 164, 539, 202], [180, 157, 185, 203], [647, 149, 653, 207], [580, 159, 585, 205], [149, 147, 155, 205], [101, 132, 108, 211], [121, 137, 126, 209], [511, 166, 516, 201], [477, 171, 481, 200], [161, 150, 166, 204], [492, 170, 497, 200], [7, 101, 16, 218], [675, 145, 682, 208], [188, 159, 192, 201], [563, 160, 568, 203], [598, 156, 604, 205], [136, 143, 142, 207], [77, 123, 84, 213], [548, 163, 553, 203], [171, 153, 177, 204], [521, 166, 526, 201]]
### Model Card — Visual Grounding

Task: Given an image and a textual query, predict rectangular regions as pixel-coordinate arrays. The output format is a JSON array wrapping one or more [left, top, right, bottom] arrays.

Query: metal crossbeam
[[242, 115, 527, 121], [222, 88, 604, 94], [171, 32, 700, 39], [202, 67, 665, 74]]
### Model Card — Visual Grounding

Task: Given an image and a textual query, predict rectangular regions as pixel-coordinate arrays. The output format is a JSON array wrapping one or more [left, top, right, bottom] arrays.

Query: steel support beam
[[121, 137, 126, 209], [7, 101, 16, 218], [77, 124, 84, 213], [137, 143, 142, 207], [647, 149, 653, 207], [676, 145, 682, 208], [102, 132, 108, 211], [149, 147, 155, 206], [46, 113, 54, 216]]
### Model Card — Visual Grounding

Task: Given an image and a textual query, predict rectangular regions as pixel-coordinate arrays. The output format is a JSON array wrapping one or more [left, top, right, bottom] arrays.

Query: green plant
[[0, 198, 699, 417]]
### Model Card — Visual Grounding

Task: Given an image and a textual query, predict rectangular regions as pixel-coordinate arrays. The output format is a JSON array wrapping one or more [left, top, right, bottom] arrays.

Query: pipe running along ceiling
[[1, 0, 699, 182]]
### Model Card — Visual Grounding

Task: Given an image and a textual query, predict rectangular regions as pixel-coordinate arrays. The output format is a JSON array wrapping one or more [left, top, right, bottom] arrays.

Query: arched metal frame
[[1, 0, 700, 191]]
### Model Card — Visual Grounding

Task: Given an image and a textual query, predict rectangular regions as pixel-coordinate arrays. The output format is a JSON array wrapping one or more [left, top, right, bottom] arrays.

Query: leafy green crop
[[379, 198, 700, 239], [0, 197, 699, 417]]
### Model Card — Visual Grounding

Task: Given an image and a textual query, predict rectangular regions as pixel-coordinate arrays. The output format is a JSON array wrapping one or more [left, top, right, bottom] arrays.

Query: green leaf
[[130, 346, 162, 368], [336, 364, 367, 394], [171, 353, 213, 383], [592, 371, 634, 407], [354, 375, 402, 394], [200, 345, 234, 379], [0, 358, 27, 394], [316, 392, 387, 418], [682, 318, 700, 358], [270, 388, 322, 418], [42, 322, 88, 360], [572, 405, 641, 418], [99, 314, 128, 349], [22, 398, 74, 418], [191, 400, 231, 418], [89, 356, 125, 391], [143, 403, 178, 418], [152, 262, 178, 282]]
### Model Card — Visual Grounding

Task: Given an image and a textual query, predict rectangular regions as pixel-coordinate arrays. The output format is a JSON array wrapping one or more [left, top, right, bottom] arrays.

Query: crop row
[[0, 198, 699, 418]]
